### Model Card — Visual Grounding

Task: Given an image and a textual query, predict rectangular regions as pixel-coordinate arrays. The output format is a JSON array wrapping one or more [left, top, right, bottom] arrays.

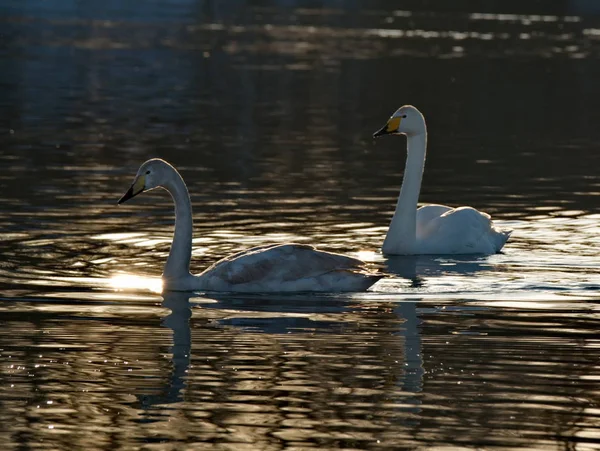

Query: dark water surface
[[1, 1, 600, 449]]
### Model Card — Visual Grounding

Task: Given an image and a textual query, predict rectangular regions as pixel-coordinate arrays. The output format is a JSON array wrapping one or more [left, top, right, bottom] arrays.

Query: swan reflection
[[138, 290, 426, 418], [384, 254, 495, 286], [138, 291, 193, 409], [203, 292, 425, 399]]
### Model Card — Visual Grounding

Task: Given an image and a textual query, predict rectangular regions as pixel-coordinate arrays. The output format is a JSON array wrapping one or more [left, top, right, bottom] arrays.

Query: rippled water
[[1, 1, 600, 449]]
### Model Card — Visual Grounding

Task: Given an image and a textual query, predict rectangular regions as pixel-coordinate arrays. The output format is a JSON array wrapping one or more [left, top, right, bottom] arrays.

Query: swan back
[[415, 206, 511, 254], [197, 244, 383, 292]]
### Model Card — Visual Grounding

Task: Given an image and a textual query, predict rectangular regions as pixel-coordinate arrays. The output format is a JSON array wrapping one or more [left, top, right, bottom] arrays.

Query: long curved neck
[[162, 169, 193, 279], [383, 131, 427, 255]]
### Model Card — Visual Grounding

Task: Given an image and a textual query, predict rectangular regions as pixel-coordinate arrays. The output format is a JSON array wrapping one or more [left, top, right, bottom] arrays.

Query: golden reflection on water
[[108, 274, 163, 294], [0, 1, 599, 449], [1, 292, 599, 449], [469, 12, 581, 22], [0, 5, 592, 60]]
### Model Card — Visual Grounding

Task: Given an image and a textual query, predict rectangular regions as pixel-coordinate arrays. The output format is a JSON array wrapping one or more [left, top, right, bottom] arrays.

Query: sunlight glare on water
[[108, 274, 163, 294]]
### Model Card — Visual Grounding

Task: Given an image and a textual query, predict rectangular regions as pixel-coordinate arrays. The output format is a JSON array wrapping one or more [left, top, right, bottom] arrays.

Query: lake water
[[1, 1, 600, 449]]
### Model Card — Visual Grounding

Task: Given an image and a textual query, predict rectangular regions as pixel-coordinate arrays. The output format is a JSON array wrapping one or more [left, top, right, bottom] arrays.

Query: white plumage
[[373, 105, 511, 255], [118, 159, 382, 292]]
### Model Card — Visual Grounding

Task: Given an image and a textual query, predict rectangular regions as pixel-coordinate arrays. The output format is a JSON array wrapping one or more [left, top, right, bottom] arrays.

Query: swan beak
[[373, 116, 401, 138], [118, 175, 146, 204], [373, 124, 390, 138]]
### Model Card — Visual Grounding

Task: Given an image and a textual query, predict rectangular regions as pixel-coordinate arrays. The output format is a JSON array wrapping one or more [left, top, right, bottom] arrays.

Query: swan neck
[[163, 170, 193, 279], [383, 131, 427, 254]]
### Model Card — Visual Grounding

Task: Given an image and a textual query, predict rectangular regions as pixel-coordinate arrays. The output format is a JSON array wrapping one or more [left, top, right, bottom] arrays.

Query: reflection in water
[[1, 293, 600, 448], [138, 292, 192, 410], [0, 0, 599, 448], [384, 254, 494, 287], [109, 274, 163, 293], [137, 289, 426, 427]]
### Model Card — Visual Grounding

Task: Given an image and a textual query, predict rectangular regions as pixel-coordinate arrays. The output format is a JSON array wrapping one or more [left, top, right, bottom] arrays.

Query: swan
[[373, 105, 511, 255], [117, 159, 382, 292]]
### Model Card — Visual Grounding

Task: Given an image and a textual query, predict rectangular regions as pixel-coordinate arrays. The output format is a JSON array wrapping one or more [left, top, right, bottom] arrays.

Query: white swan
[[373, 105, 511, 255], [118, 159, 382, 292]]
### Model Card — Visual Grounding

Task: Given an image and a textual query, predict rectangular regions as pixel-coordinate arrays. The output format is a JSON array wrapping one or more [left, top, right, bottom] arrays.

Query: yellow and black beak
[[118, 175, 146, 205], [373, 116, 401, 138]]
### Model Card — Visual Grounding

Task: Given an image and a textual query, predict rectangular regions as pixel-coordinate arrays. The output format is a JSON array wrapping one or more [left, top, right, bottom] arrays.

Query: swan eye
[[145, 170, 151, 175], [402, 114, 407, 118]]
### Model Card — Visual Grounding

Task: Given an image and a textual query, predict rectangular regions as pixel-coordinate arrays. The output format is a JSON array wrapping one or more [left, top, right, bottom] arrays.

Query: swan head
[[373, 105, 425, 138], [118, 158, 174, 204]]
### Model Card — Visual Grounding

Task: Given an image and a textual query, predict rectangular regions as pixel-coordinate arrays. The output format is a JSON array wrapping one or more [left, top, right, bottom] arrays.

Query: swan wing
[[416, 204, 453, 231], [419, 206, 508, 254], [198, 243, 380, 291]]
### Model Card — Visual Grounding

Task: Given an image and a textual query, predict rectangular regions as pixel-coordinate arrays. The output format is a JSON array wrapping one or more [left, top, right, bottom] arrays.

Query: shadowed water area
[[0, 0, 599, 449]]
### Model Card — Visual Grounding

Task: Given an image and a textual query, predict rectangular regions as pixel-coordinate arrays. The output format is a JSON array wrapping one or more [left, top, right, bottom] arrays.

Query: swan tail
[[494, 229, 512, 252], [330, 270, 385, 292], [362, 273, 386, 289]]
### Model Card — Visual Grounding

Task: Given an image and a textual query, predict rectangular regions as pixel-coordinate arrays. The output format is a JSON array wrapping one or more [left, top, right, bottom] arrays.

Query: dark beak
[[118, 175, 146, 205], [373, 124, 390, 138], [117, 185, 136, 204]]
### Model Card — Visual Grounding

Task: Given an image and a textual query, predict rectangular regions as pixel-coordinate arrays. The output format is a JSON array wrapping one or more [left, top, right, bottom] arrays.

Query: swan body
[[373, 105, 511, 255], [118, 159, 382, 292]]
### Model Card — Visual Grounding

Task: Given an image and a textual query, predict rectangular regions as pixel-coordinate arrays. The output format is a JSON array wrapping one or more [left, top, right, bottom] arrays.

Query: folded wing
[[199, 243, 380, 291]]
